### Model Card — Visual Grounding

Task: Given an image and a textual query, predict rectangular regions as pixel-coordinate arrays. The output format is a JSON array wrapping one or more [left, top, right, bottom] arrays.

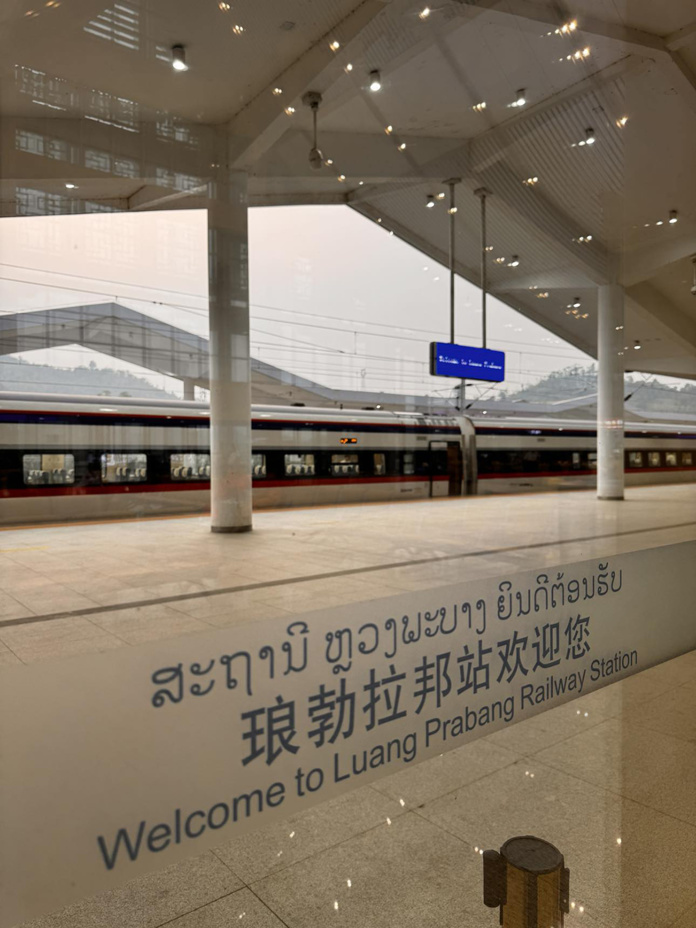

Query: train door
[[429, 441, 463, 497]]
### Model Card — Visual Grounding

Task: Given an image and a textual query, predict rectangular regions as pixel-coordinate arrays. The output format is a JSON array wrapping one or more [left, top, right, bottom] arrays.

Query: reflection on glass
[[170, 453, 210, 480]]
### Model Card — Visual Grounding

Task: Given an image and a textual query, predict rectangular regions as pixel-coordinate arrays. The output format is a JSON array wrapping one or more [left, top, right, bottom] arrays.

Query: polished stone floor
[[3, 484, 696, 927]]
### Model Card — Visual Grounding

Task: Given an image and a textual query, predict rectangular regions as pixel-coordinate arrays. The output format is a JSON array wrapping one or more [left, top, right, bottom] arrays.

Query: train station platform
[[1, 483, 695, 665], [3, 484, 696, 928]]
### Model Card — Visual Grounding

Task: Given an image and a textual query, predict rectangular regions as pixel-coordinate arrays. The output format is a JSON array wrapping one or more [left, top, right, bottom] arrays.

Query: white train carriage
[[0, 392, 695, 525], [0, 393, 474, 525]]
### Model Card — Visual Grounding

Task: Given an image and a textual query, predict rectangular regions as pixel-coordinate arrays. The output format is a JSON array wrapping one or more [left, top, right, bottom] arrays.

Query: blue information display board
[[430, 342, 505, 382]]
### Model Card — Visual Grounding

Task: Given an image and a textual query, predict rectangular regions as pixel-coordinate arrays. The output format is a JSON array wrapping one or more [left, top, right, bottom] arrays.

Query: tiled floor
[[16, 651, 696, 928], [3, 484, 696, 927]]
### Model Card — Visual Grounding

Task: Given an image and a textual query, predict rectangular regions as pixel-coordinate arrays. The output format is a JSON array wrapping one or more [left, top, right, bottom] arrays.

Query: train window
[[683, 452, 693, 466], [101, 453, 147, 483], [284, 453, 315, 476], [587, 452, 597, 470], [331, 453, 359, 476], [373, 453, 386, 476], [665, 451, 678, 466], [252, 454, 267, 478], [402, 452, 415, 476], [170, 453, 210, 480], [22, 453, 75, 486], [648, 452, 661, 467], [628, 452, 644, 468]]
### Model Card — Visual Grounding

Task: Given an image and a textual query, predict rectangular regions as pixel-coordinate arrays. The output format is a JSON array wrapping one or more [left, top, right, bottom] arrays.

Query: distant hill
[[494, 364, 696, 415], [0, 357, 177, 399]]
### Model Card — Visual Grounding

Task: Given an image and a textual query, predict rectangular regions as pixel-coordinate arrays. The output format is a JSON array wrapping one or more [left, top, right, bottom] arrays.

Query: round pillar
[[597, 284, 625, 500]]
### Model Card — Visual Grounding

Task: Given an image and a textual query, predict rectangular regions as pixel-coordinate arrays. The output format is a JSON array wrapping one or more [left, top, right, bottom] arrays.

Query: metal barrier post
[[483, 836, 570, 927]]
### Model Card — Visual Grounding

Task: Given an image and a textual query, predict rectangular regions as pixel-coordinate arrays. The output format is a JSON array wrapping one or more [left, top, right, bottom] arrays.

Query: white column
[[597, 284, 625, 500], [208, 170, 252, 532]]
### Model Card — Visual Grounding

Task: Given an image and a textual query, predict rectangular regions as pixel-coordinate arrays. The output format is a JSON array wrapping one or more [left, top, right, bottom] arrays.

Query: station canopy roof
[[1, 0, 696, 379]]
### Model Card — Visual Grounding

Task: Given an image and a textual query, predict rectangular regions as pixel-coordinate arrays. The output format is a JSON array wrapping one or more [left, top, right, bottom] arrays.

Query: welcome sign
[[1, 541, 695, 926]]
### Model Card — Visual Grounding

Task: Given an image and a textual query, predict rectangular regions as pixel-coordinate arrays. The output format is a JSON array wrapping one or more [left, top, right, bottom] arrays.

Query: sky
[[1, 204, 597, 401]]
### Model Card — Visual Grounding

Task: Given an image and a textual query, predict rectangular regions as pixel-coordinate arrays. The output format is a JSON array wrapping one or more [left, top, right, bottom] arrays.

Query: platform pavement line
[[0, 519, 695, 632]]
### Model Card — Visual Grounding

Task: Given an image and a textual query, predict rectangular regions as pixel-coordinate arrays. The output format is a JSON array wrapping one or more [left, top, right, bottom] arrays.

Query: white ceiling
[[1, 0, 696, 378]]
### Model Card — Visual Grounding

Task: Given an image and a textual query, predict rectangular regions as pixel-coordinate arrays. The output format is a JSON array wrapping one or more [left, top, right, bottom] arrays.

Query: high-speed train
[[1, 391, 695, 525]]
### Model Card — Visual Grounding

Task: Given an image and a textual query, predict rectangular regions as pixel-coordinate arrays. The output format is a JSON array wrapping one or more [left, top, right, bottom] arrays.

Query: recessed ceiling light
[[171, 44, 188, 71], [419, 6, 431, 19], [369, 70, 382, 92], [329, 40, 340, 51], [669, 210, 678, 224], [284, 106, 295, 115]]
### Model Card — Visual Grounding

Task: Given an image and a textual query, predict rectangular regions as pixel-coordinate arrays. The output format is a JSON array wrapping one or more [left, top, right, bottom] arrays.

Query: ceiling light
[[232, 23, 244, 34], [171, 44, 188, 71], [669, 210, 678, 224], [369, 70, 382, 92], [509, 89, 526, 108], [426, 195, 436, 208], [523, 176, 538, 186], [616, 115, 628, 127], [584, 127, 595, 145], [585, 234, 592, 241], [537, 291, 549, 298], [419, 6, 431, 19], [507, 255, 520, 267], [324, 158, 333, 165], [284, 106, 295, 115], [495, 256, 505, 264], [558, 19, 577, 33], [338, 174, 346, 182], [582, 46, 590, 56], [385, 125, 393, 134], [572, 297, 581, 308], [656, 220, 663, 226], [272, 87, 283, 95], [485, 245, 494, 251], [436, 192, 446, 199], [634, 341, 641, 349], [218, 0, 230, 9], [329, 40, 340, 51], [398, 142, 407, 151], [473, 101, 486, 112], [529, 285, 538, 290], [64, 183, 77, 189], [448, 206, 457, 214], [344, 63, 353, 72]]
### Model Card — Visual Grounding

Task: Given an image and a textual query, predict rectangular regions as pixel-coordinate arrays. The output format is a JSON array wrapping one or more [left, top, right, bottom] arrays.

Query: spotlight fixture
[[494, 256, 505, 264], [272, 87, 283, 96], [338, 174, 346, 182], [509, 89, 526, 108], [232, 23, 244, 34], [385, 125, 393, 134], [507, 255, 520, 267], [218, 1, 230, 9], [436, 192, 446, 200], [669, 210, 678, 224], [329, 40, 340, 51], [473, 101, 486, 112], [303, 91, 324, 170], [369, 70, 382, 92], [419, 6, 431, 19], [324, 158, 333, 166], [572, 297, 581, 308], [426, 195, 436, 208], [284, 106, 295, 115], [537, 291, 549, 298], [398, 142, 407, 151], [171, 44, 188, 71], [523, 176, 539, 186], [64, 183, 78, 189], [616, 115, 628, 128], [485, 245, 494, 252], [448, 206, 458, 214], [556, 19, 577, 33], [344, 63, 353, 72], [585, 127, 595, 145]]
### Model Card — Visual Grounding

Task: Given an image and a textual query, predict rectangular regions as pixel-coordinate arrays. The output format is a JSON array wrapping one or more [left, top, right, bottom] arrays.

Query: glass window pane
[[628, 452, 643, 468], [284, 453, 315, 476], [648, 452, 661, 467], [665, 451, 678, 466], [683, 452, 693, 466], [101, 453, 147, 483], [252, 453, 266, 477], [402, 452, 415, 476], [374, 453, 386, 476], [331, 454, 359, 476], [23, 454, 75, 486], [171, 453, 210, 481]]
